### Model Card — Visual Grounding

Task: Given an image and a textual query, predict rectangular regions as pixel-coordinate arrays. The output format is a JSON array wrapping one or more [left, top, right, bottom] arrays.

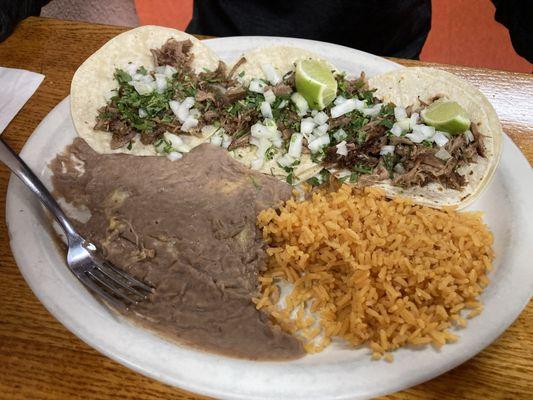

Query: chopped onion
[[250, 136, 272, 154], [308, 134, 330, 153], [397, 117, 411, 131], [138, 108, 147, 118], [362, 103, 382, 117], [210, 134, 223, 147], [311, 110, 318, 116], [330, 99, 357, 118], [132, 81, 155, 95], [221, 134, 232, 149], [300, 118, 316, 135], [251, 123, 278, 139], [380, 145, 395, 155], [412, 124, 435, 139], [166, 151, 183, 161], [249, 79, 266, 93], [390, 123, 403, 137], [333, 128, 347, 142], [181, 116, 198, 132], [464, 129, 474, 144], [433, 131, 450, 147], [163, 132, 183, 149], [104, 89, 116, 102], [189, 108, 201, 119], [288, 133, 303, 158], [405, 131, 426, 143], [177, 97, 195, 123], [277, 153, 296, 168], [277, 99, 288, 109], [133, 74, 153, 83], [125, 62, 140, 76], [263, 89, 276, 104], [291, 92, 309, 116], [169, 100, 181, 117], [435, 148, 452, 161], [336, 140, 348, 156], [394, 106, 407, 121], [334, 96, 347, 105], [154, 74, 167, 93], [313, 123, 329, 136], [409, 112, 419, 129], [260, 101, 273, 119], [313, 111, 329, 125], [163, 65, 177, 77], [261, 63, 281, 85]]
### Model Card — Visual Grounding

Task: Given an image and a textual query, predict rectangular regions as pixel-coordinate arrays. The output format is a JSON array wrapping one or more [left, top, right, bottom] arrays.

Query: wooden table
[[0, 17, 532, 400]]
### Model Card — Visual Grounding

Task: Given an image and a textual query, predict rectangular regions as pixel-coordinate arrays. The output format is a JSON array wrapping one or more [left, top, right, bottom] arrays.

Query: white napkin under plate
[[0, 66, 45, 133]]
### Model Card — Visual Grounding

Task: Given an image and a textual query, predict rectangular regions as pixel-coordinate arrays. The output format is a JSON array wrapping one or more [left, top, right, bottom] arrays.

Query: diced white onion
[[154, 74, 167, 93], [380, 145, 395, 155], [221, 134, 232, 149], [277, 153, 296, 168], [249, 79, 267, 93], [104, 89, 117, 102], [163, 132, 183, 149], [291, 92, 309, 116], [409, 112, 419, 129], [435, 148, 452, 161], [362, 103, 382, 117], [330, 99, 357, 118], [251, 123, 277, 139], [177, 97, 195, 123], [166, 151, 183, 161], [300, 118, 316, 135], [250, 136, 272, 155], [333, 128, 347, 142], [278, 99, 288, 109], [138, 108, 147, 118], [334, 96, 347, 105], [125, 62, 140, 76], [163, 65, 177, 77], [412, 124, 436, 139], [394, 106, 407, 121], [181, 116, 198, 132], [433, 131, 450, 147], [288, 133, 303, 158], [313, 111, 329, 125], [261, 63, 281, 85], [308, 134, 330, 153], [311, 110, 318, 116], [210, 134, 223, 147], [169, 100, 181, 118], [405, 131, 426, 143], [133, 73, 153, 83], [397, 117, 411, 131], [390, 123, 403, 137], [189, 108, 201, 119], [260, 101, 273, 119], [132, 81, 155, 95], [313, 123, 329, 136], [464, 129, 474, 143], [336, 140, 348, 156], [263, 89, 276, 104]]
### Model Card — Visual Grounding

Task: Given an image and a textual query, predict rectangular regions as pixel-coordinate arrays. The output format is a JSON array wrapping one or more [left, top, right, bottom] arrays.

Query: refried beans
[[50, 138, 304, 360]]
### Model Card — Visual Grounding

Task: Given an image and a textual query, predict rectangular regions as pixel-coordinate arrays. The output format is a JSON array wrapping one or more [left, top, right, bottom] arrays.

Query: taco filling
[[93, 39, 485, 192]]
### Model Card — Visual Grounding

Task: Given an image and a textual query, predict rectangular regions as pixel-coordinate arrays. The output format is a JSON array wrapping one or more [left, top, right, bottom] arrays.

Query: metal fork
[[0, 138, 153, 310]]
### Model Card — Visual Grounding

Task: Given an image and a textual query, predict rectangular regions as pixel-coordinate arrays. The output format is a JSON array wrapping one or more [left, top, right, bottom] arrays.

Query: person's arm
[[0, 0, 50, 42], [491, 0, 532, 63]]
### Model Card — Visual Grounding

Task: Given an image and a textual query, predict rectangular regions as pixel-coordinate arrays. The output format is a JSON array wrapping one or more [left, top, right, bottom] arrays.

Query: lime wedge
[[421, 101, 471, 134], [295, 60, 337, 110]]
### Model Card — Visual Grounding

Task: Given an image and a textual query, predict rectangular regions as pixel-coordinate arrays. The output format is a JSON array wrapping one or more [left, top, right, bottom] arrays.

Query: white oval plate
[[6, 37, 533, 400]]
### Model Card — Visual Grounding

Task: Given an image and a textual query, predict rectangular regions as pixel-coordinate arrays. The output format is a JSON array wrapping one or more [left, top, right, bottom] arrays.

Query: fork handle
[[0, 138, 79, 240]]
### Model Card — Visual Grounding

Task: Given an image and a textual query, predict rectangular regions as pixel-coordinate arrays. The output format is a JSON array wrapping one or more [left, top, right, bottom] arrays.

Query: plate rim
[[6, 36, 533, 400]]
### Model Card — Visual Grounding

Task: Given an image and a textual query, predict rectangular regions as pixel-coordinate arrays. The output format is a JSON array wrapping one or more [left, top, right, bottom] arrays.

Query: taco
[[71, 26, 220, 156]]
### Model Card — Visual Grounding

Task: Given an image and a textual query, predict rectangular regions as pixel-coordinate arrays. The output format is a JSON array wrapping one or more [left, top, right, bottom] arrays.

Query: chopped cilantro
[[379, 118, 394, 129], [136, 66, 148, 75], [127, 141, 133, 151], [306, 176, 321, 186], [356, 130, 367, 145], [422, 140, 433, 147], [349, 172, 359, 183], [382, 153, 396, 179], [265, 145, 278, 160], [286, 172, 294, 185], [114, 69, 132, 85], [352, 164, 373, 174]]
